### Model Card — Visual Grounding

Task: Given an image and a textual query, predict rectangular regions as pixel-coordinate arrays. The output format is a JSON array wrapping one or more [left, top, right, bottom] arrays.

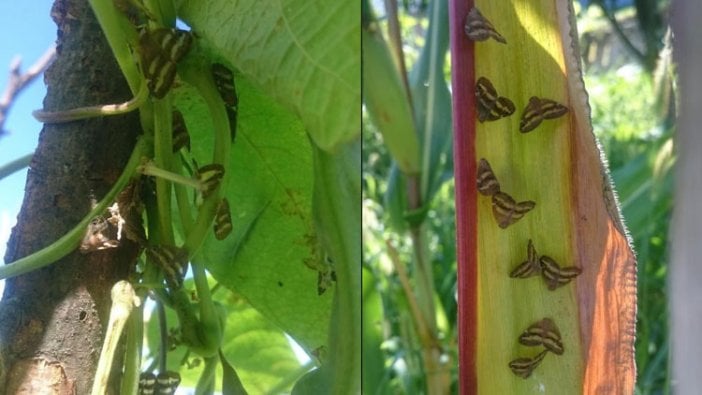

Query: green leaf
[[172, 76, 331, 356], [408, 0, 452, 203], [145, 286, 302, 392], [217, 297, 301, 393], [311, 142, 362, 394], [178, 0, 360, 151], [220, 350, 248, 395], [361, 267, 391, 393], [290, 367, 328, 395]]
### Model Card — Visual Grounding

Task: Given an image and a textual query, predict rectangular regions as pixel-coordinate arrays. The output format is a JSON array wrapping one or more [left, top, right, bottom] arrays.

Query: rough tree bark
[[0, 0, 142, 393]]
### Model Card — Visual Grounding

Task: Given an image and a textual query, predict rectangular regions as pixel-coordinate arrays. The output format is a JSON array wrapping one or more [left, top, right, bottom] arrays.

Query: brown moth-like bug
[[491, 191, 535, 229], [518, 318, 564, 355], [477, 158, 501, 196], [509, 239, 541, 278], [146, 245, 189, 289], [211, 63, 239, 141], [196, 163, 225, 198], [155, 371, 181, 395], [508, 349, 549, 379], [214, 198, 233, 240], [464, 7, 507, 44], [519, 96, 569, 133], [475, 77, 515, 122], [138, 372, 156, 395], [172, 110, 191, 152], [539, 255, 582, 290], [138, 28, 193, 98]]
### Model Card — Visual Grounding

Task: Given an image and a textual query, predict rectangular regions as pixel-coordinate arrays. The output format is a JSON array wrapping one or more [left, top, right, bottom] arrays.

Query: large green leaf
[[178, 0, 360, 151], [172, 75, 332, 356]]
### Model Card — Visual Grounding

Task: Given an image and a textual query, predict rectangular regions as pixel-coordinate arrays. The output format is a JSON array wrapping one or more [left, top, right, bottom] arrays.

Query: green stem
[[88, 0, 143, 93], [174, 182, 195, 233], [32, 82, 148, 123], [195, 356, 218, 395], [139, 161, 201, 190], [181, 59, 232, 357], [179, 62, 231, 255], [0, 138, 147, 279], [156, 299, 169, 372], [120, 302, 144, 395], [311, 141, 361, 394], [0, 153, 32, 182], [153, 99, 175, 244], [190, 255, 222, 351], [91, 281, 139, 395]]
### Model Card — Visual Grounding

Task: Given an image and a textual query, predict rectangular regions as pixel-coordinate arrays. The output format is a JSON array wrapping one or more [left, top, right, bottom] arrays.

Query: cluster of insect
[[138, 371, 181, 395], [510, 239, 582, 290], [77, 24, 240, 290], [466, 7, 582, 379], [476, 159, 535, 229], [466, 9, 569, 132]]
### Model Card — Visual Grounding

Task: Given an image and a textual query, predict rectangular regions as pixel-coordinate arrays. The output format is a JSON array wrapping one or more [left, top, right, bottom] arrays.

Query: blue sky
[[0, 2, 55, 263]]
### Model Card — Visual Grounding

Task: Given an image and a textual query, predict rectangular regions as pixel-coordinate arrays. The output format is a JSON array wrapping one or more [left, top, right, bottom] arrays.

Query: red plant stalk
[[448, 0, 477, 394]]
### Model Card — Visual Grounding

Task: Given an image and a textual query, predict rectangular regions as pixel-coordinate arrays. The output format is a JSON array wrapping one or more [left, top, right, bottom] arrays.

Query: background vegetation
[[362, 0, 673, 393]]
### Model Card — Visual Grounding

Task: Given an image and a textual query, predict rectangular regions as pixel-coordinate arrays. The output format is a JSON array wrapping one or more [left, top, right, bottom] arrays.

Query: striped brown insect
[[540, 255, 582, 290], [464, 7, 506, 44], [214, 198, 233, 240], [138, 28, 193, 98], [196, 163, 225, 198], [491, 191, 535, 228], [138, 372, 156, 395], [508, 349, 548, 379], [509, 239, 541, 278], [518, 318, 564, 355], [146, 245, 189, 289], [475, 77, 515, 122], [519, 96, 569, 133], [155, 371, 181, 395], [477, 158, 500, 196], [211, 63, 239, 141], [171, 110, 190, 152]]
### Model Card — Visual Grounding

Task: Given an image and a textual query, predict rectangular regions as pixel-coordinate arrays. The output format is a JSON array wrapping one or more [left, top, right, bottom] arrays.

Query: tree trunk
[[671, 0, 702, 392], [0, 0, 142, 393]]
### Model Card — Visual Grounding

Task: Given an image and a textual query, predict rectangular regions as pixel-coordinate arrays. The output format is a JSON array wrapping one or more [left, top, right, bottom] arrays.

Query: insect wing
[[464, 7, 507, 44], [558, 265, 582, 279], [147, 245, 188, 289], [172, 110, 191, 152], [197, 164, 225, 198], [510, 239, 541, 278], [211, 63, 239, 141], [491, 192, 535, 228], [520, 96, 569, 133], [214, 198, 233, 240], [139, 28, 192, 98], [540, 255, 581, 290], [477, 158, 500, 196], [518, 318, 564, 355], [476, 77, 514, 122], [211, 63, 238, 107], [509, 350, 548, 379], [155, 371, 181, 395], [138, 372, 156, 395]]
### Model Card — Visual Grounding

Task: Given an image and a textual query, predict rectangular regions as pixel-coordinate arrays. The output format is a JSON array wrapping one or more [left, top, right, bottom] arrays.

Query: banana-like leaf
[[449, 1, 637, 393]]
